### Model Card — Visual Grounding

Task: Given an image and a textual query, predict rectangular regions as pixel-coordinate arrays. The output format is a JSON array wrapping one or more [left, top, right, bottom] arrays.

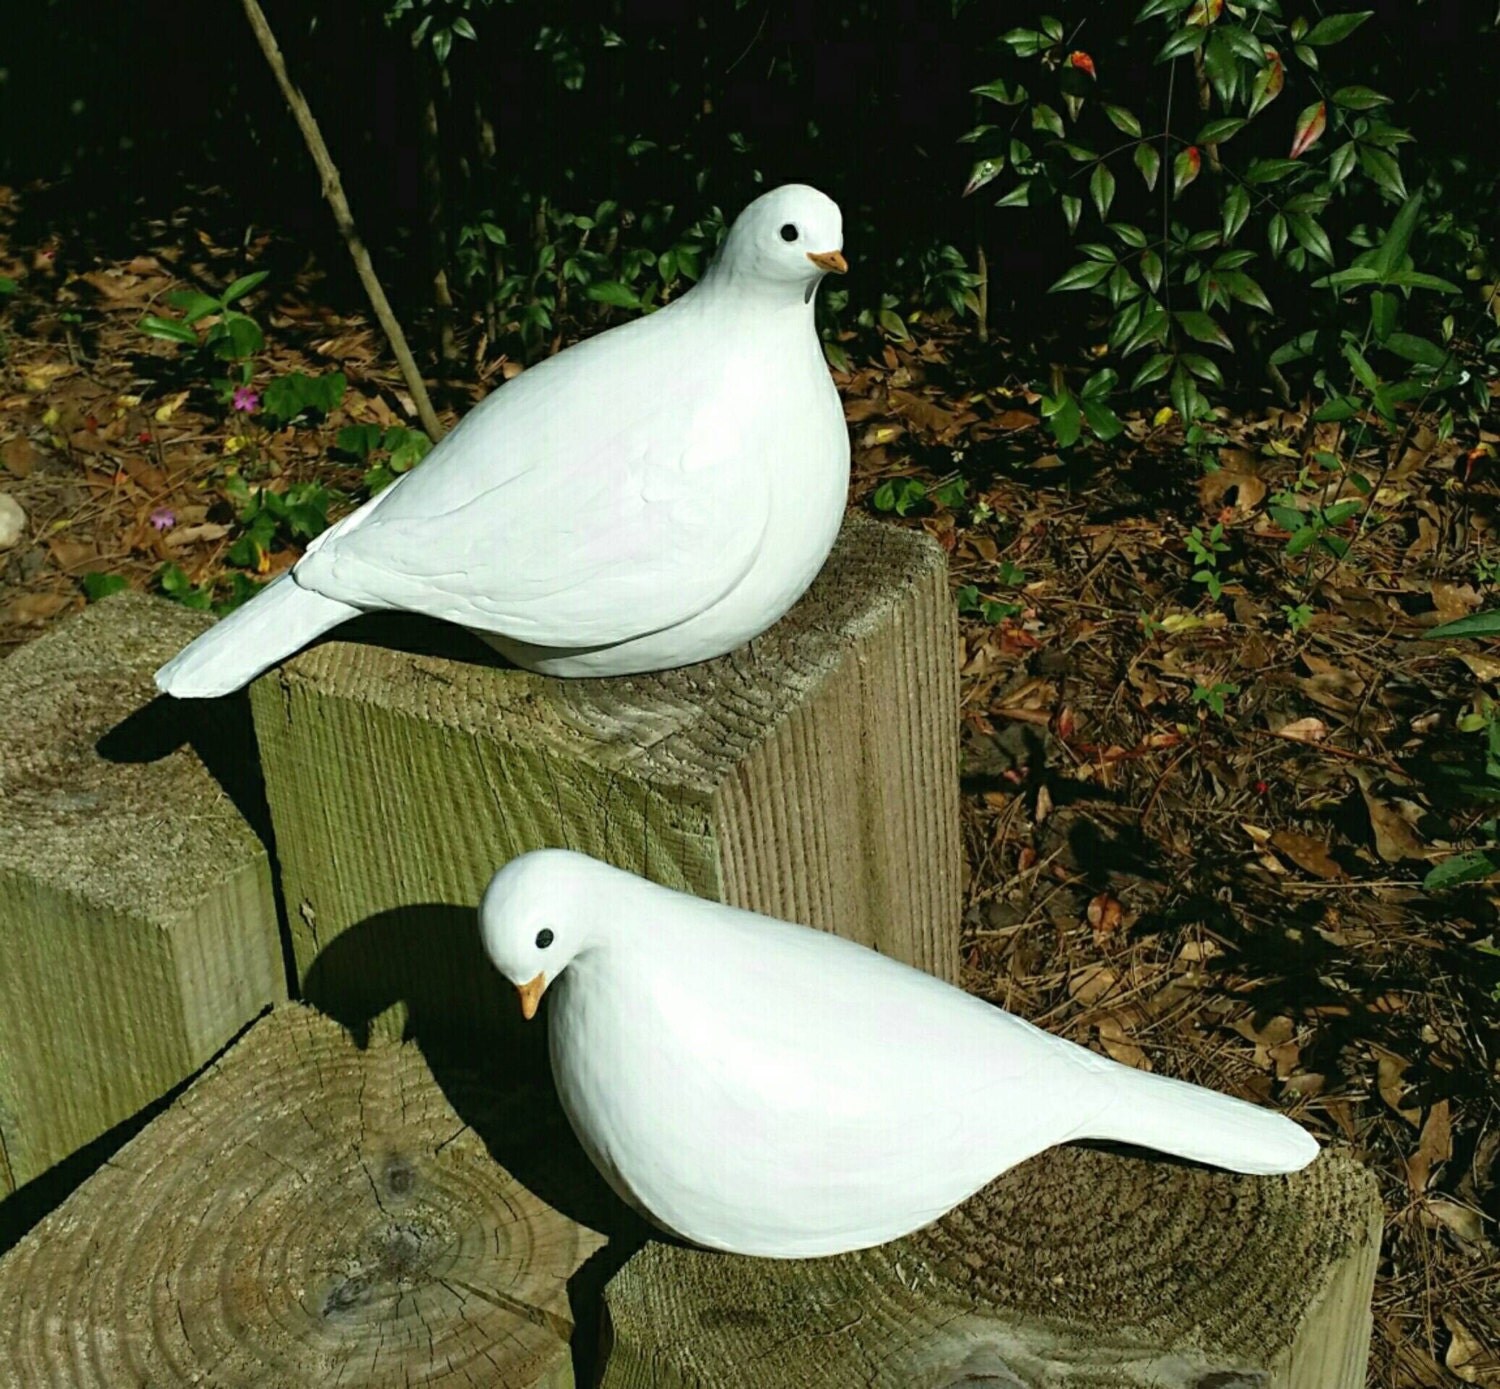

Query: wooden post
[[249, 514, 961, 1043], [600, 1145, 1382, 1389], [0, 594, 285, 1195], [0, 1005, 614, 1388]]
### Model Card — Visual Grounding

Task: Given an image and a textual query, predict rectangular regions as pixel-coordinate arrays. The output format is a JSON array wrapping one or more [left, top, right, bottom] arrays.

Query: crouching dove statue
[[480, 850, 1320, 1259], [155, 185, 851, 697]]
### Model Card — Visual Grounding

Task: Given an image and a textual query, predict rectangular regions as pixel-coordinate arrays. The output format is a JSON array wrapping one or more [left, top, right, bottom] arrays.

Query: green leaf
[[1245, 158, 1302, 184], [336, 424, 384, 459], [1303, 11, 1372, 45], [879, 308, 911, 341], [82, 572, 127, 602], [1384, 332, 1446, 367], [1371, 195, 1423, 278], [972, 78, 1028, 105], [1134, 143, 1161, 191], [1132, 352, 1172, 388], [994, 181, 1032, 208], [1359, 146, 1407, 201], [1220, 270, 1272, 312], [1423, 847, 1500, 892], [165, 290, 222, 324], [587, 281, 644, 309], [1313, 395, 1362, 422], [1221, 184, 1250, 241], [1313, 266, 1381, 289], [1045, 392, 1083, 448], [1139, 249, 1163, 293], [1175, 310, 1233, 349], [1104, 105, 1143, 137], [1370, 289, 1397, 341], [1032, 103, 1066, 137], [1329, 141, 1358, 185], [1060, 193, 1083, 232], [1385, 270, 1461, 293], [1197, 117, 1247, 144], [1427, 610, 1500, 639], [1157, 26, 1208, 61], [1050, 260, 1115, 292], [1137, 0, 1193, 17], [1090, 163, 1116, 221], [1081, 398, 1124, 441], [1180, 352, 1224, 386], [219, 271, 269, 306], [1287, 212, 1333, 264], [1109, 222, 1148, 249], [1343, 342, 1380, 391], [138, 315, 199, 345], [451, 15, 476, 39], [1332, 85, 1390, 109]]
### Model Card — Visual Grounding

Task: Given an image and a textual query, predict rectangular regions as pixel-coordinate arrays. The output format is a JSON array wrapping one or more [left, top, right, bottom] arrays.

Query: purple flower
[[232, 386, 260, 413], [149, 507, 176, 532]]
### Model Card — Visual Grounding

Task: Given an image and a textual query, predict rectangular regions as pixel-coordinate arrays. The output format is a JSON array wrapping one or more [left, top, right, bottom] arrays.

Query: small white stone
[[0, 492, 26, 551]]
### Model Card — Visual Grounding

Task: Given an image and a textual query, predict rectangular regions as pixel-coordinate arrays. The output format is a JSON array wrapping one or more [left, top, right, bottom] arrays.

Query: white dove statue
[[155, 185, 851, 697], [480, 849, 1320, 1259]]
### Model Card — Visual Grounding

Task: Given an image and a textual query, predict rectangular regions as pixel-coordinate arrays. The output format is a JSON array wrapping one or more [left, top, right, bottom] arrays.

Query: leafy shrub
[[964, 2, 1484, 446]]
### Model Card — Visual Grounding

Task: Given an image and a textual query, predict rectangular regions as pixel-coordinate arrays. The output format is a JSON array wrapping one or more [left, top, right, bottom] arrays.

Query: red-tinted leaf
[[1069, 50, 1097, 78], [1173, 145, 1202, 196], [1290, 101, 1327, 158], [1186, 0, 1223, 23], [1248, 47, 1284, 118]]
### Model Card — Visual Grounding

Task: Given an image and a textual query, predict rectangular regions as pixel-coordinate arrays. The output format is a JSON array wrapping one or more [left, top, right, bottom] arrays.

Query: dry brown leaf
[[1198, 459, 1267, 516], [163, 522, 232, 549], [1421, 1198, 1486, 1247], [1407, 1100, 1453, 1194], [1271, 828, 1347, 880], [1458, 651, 1500, 683], [1351, 767, 1428, 863], [3, 591, 71, 624], [888, 388, 968, 440], [1372, 1046, 1421, 1127], [1068, 964, 1118, 1007], [1444, 1312, 1500, 1387], [1432, 581, 1481, 626], [1096, 1015, 1150, 1070], [1033, 782, 1053, 825], [22, 361, 75, 393], [1276, 716, 1328, 743], [1, 436, 41, 477], [1087, 891, 1123, 940]]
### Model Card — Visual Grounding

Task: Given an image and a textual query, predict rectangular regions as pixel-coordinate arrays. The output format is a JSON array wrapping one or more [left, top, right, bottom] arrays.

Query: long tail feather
[[154, 573, 361, 698], [1083, 1066, 1318, 1175]]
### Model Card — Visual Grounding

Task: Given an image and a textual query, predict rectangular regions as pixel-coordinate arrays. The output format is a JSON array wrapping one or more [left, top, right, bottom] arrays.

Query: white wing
[[294, 308, 770, 648]]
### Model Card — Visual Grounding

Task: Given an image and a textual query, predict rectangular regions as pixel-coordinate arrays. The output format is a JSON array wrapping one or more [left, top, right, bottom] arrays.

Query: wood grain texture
[[0, 594, 284, 1194], [601, 1147, 1382, 1389], [0, 1005, 611, 1389], [250, 512, 961, 1044]]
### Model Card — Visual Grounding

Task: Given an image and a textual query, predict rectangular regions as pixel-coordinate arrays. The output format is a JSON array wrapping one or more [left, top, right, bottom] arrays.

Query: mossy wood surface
[[0, 594, 284, 1194], [601, 1146, 1381, 1389], [250, 513, 961, 1043], [0, 1005, 609, 1388]]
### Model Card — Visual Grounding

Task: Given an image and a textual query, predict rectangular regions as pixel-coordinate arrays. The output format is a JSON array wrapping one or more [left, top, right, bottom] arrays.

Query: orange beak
[[806, 250, 848, 275], [516, 972, 547, 1021]]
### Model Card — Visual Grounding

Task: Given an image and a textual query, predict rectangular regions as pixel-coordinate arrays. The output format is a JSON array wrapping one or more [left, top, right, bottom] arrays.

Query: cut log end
[[0, 1006, 607, 1388], [601, 1145, 1381, 1389]]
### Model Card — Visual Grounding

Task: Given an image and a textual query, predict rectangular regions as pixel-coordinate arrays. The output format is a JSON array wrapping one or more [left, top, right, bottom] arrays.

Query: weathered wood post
[[0, 594, 285, 1196], [249, 513, 961, 1041], [600, 1146, 1383, 1389], [0, 1005, 611, 1388]]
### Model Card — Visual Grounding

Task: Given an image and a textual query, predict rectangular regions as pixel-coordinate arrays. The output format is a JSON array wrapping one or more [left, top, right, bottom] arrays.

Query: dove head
[[479, 849, 612, 1020], [711, 184, 846, 300]]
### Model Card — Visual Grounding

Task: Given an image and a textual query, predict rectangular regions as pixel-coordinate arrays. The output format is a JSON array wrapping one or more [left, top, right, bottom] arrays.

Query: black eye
[[535, 928, 554, 950], [779, 223, 799, 242]]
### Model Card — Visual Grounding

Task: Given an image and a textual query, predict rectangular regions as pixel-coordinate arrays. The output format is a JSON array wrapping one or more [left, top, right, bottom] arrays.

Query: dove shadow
[[302, 904, 653, 1385]]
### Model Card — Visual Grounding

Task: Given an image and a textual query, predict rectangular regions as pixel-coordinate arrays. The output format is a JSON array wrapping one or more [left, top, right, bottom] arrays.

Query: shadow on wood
[[251, 513, 962, 1048], [0, 594, 285, 1197]]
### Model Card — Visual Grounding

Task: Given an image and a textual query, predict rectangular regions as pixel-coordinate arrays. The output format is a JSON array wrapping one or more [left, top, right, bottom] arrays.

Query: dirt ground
[[1, 183, 1497, 1386]]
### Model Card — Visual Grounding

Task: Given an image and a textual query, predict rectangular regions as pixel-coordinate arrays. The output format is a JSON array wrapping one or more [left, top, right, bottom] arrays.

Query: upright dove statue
[[480, 850, 1320, 1259], [155, 185, 851, 697]]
